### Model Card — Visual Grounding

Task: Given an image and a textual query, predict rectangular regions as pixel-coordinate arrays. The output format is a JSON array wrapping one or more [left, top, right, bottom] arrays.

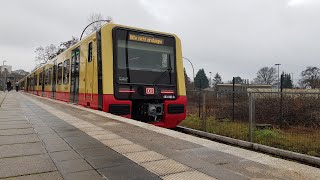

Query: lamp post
[[2, 60, 6, 92], [182, 57, 195, 90], [79, 19, 111, 40], [275, 64, 281, 92]]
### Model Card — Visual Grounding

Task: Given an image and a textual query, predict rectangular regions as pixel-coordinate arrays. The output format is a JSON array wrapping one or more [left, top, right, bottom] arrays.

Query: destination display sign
[[129, 34, 164, 45]]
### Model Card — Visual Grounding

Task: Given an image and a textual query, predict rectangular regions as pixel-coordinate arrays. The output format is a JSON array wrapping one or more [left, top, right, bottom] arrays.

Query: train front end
[[101, 25, 186, 128]]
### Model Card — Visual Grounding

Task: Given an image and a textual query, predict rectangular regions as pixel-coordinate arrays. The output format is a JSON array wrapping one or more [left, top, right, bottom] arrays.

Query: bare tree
[[56, 36, 79, 55], [254, 67, 277, 84], [35, 44, 57, 65], [300, 66, 320, 88], [87, 13, 109, 34]]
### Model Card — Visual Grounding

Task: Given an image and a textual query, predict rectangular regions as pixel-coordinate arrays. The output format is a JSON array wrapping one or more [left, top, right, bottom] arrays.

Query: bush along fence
[[181, 90, 320, 158]]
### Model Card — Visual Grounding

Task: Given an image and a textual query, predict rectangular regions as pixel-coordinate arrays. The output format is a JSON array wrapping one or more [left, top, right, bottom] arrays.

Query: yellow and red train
[[19, 23, 186, 128]]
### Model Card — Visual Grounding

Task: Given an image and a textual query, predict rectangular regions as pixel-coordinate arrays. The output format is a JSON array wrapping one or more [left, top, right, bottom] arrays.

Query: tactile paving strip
[[162, 171, 217, 180], [112, 144, 148, 154], [141, 159, 192, 176], [101, 138, 133, 147], [91, 134, 121, 141], [125, 151, 167, 163]]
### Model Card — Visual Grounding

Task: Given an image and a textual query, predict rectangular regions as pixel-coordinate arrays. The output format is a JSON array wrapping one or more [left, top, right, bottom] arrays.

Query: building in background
[[215, 83, 272, 93]]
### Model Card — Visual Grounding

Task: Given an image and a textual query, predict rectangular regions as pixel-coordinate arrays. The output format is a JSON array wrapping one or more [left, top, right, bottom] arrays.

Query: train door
[[52, 60, 57, 98], [70, 49, 80, 103]]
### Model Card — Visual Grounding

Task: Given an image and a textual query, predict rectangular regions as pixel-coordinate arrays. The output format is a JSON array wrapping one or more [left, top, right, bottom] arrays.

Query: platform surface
[[0, 91, 319, 180]]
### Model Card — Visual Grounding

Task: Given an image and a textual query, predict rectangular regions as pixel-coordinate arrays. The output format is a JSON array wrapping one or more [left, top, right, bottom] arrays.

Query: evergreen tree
[[194, 69, 209, 89], [212, 73, 222, 87], [184, 68, 192, 90], [233, 76, 243, 84], [281, 73, 293, 89]]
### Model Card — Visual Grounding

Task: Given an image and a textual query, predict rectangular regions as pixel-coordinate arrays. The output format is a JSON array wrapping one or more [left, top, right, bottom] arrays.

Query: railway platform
[[0, 91, 319, 180]]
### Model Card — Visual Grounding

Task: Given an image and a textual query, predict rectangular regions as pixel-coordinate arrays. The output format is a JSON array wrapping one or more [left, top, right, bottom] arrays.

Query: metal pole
[[280, 74, 284, 127], [275, 64, 281, 92], [198, 80, 202, 118], [183, 57, 195, 90], [202, 90, 207, 132], [233, 77, 235, 121], [2, 60, 6, 92], [248, 92, 254, 142]]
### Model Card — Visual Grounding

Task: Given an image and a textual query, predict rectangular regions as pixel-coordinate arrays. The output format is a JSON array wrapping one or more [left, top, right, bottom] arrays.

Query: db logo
[[145, 87, 155, 95]]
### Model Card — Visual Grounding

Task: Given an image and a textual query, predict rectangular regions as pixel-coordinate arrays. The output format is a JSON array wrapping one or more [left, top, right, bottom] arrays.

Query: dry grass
[[180, 114, 320, 157]]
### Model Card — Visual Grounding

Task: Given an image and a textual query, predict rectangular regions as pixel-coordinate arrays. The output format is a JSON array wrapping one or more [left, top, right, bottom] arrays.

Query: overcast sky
[[1, 0, 320, 83]]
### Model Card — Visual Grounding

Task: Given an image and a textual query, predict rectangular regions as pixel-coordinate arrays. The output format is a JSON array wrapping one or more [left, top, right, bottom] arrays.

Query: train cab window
[[88, 42, 93, 62], [63, 60, 70, 84], [57, 63, 63, 85]]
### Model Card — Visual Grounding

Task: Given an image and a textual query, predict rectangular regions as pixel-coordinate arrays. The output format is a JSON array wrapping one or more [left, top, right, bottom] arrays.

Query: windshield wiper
[[152, 55, 172, 85]]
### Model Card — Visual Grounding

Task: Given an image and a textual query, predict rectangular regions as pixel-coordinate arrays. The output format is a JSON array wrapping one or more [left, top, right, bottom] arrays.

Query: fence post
[[248, 92, 255, 142], [202, 91, 207, 132]]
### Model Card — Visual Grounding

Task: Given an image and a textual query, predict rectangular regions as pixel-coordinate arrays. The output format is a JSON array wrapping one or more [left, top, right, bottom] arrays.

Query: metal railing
[[182, 90, 320, 158]]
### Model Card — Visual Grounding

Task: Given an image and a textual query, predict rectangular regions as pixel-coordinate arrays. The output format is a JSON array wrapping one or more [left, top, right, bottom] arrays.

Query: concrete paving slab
[[57, 130, 88, 138], [33, 126, 56, 134], [86, 154, 132, 169], [0, 124, 32, 130], [0, 142, 46, 158], [44, 141, 72, 153], [55, 158, 92, 174], [98, 163, 161, 180], [50, 150, 82, 162], [0, 134, 39, 145], [0, 121, 29, 125], [64, 136, 105, 150], [76, 147, 115, 158], [0, 128, 35, 136], [2, 171, 63, 180], [0, 154, 57, 178], [64, 170, 104, 180], [0, 118, 27, 122]]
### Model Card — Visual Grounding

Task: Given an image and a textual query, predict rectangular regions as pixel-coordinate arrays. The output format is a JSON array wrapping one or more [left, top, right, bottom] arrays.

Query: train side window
[[88, 42, 93, 62], [57, 63, 63, 85], [63, 59, 70, 84], [34, 76, 36, 86], [48, 67, 52, 85], [45, 69, 49, 85], [39, 72, 43, 85]]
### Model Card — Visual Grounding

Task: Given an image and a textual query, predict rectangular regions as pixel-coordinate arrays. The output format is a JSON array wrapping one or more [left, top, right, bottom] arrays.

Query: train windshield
[[114, 28, 176, 85]]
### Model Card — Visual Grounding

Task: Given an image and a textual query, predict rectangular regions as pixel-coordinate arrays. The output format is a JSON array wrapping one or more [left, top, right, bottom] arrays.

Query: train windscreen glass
[[114, 29, 176, 85]]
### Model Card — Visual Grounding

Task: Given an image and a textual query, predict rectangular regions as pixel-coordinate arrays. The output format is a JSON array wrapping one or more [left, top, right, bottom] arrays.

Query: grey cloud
[[1, 0, 320, 83]]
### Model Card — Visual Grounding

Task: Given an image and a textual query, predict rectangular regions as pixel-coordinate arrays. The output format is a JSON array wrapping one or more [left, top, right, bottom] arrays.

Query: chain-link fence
[[181, 90, 320, 158]]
